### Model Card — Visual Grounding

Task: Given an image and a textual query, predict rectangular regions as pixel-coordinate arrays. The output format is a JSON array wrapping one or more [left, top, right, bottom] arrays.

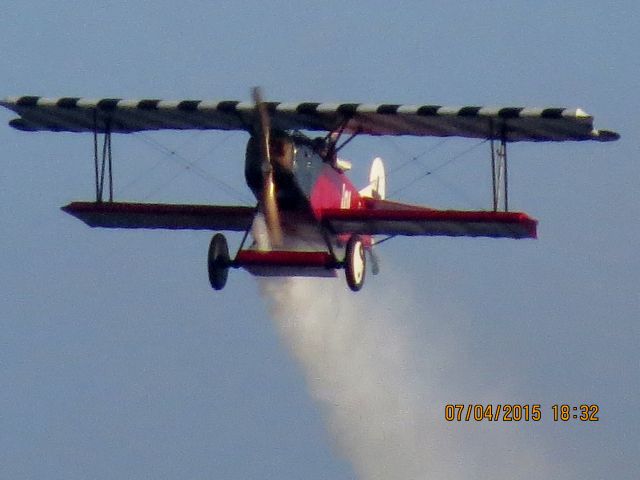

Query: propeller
[[252, 87, 283, 247]]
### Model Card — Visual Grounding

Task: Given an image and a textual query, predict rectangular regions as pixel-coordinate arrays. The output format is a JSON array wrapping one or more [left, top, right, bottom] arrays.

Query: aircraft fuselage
[[244, 132, 364, 226]]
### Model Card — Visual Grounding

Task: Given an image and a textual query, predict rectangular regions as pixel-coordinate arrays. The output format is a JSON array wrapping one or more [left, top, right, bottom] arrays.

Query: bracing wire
[[386, 138, 449, 177], [125, 131, 251, 204], [390, 139, 488, 197]]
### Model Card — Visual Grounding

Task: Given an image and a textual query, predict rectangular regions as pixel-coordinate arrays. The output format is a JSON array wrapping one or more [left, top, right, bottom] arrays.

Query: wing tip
[[593, 129, 620, 142], [9, 118, 38, 131]]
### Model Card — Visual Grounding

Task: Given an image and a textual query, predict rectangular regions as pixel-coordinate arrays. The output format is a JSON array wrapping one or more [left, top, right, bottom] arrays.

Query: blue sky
[[1, 2, 638, 479]]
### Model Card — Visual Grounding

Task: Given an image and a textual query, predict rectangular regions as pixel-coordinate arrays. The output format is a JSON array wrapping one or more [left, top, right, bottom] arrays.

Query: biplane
[[0, 89, 618, 291]]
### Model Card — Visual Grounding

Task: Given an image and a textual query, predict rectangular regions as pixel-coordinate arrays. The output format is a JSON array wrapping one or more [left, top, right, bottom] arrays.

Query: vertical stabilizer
[[358, 157, 386, 200]]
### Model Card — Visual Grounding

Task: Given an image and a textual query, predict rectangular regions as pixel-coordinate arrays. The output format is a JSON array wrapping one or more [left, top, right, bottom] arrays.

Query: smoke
[[260, 274, 562, 480]]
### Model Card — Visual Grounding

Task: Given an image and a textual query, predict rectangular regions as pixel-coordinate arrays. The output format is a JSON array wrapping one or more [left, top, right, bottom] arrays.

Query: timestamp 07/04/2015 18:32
[[444, 404, 600, 423]]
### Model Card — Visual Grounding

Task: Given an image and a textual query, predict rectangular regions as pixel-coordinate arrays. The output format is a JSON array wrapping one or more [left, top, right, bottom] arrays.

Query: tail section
[[358, 157, 386, 200]]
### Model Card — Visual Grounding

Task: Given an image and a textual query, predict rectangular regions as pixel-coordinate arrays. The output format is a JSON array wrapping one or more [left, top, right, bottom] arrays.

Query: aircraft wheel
[[345, 235, 366, 292], [208, 233, 230, 290]]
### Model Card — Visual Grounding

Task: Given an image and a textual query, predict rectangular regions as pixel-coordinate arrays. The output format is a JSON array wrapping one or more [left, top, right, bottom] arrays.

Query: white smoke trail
[[251, 211, 559, 479], [260, 275, 562, 480]]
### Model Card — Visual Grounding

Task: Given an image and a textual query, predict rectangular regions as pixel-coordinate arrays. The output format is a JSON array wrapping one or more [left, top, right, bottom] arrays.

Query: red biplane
[[1, 89, 618, 291]]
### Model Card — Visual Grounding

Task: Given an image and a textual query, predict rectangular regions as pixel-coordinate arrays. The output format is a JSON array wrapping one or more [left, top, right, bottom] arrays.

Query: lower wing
[[62, 202, 256, 231], [62, 199, 536, 239], [320, 199, 537, 239]]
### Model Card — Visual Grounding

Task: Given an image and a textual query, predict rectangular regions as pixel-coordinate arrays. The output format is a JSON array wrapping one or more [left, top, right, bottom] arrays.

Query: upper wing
[[320, 199, 537, 239], [1, 96, 618, 142], [62, 201, 256, 231]]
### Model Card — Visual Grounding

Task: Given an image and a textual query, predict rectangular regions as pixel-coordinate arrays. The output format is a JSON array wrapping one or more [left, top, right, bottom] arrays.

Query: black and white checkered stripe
[[0, 96, 618, 142]]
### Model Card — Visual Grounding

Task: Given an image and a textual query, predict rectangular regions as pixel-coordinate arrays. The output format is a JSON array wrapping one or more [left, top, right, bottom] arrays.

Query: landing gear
[[345, 234, 366, 292], [208, 233, 230, 290]]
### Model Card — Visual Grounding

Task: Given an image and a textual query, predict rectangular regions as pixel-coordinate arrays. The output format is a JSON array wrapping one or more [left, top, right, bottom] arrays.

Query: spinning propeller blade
[[252, 87, 283, 247]]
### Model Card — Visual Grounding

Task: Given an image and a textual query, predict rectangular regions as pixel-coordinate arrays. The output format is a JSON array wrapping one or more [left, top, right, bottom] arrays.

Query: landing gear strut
[[208, 233, 230, 290], [345, 234, 366, 292]]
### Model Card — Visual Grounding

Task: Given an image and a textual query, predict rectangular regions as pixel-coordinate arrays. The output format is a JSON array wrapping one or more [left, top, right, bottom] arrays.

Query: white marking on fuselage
[[341, 183, 352, 209]]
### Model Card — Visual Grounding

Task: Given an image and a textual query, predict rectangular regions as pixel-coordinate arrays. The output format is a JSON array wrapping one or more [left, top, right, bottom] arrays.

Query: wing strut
[[490, 133, 509, 212], [93, 112, 114, 203]]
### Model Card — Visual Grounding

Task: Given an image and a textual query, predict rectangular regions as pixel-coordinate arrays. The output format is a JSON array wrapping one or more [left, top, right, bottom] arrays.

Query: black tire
[[208, 233, 230, 290], [345, 235, 366, 292]]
